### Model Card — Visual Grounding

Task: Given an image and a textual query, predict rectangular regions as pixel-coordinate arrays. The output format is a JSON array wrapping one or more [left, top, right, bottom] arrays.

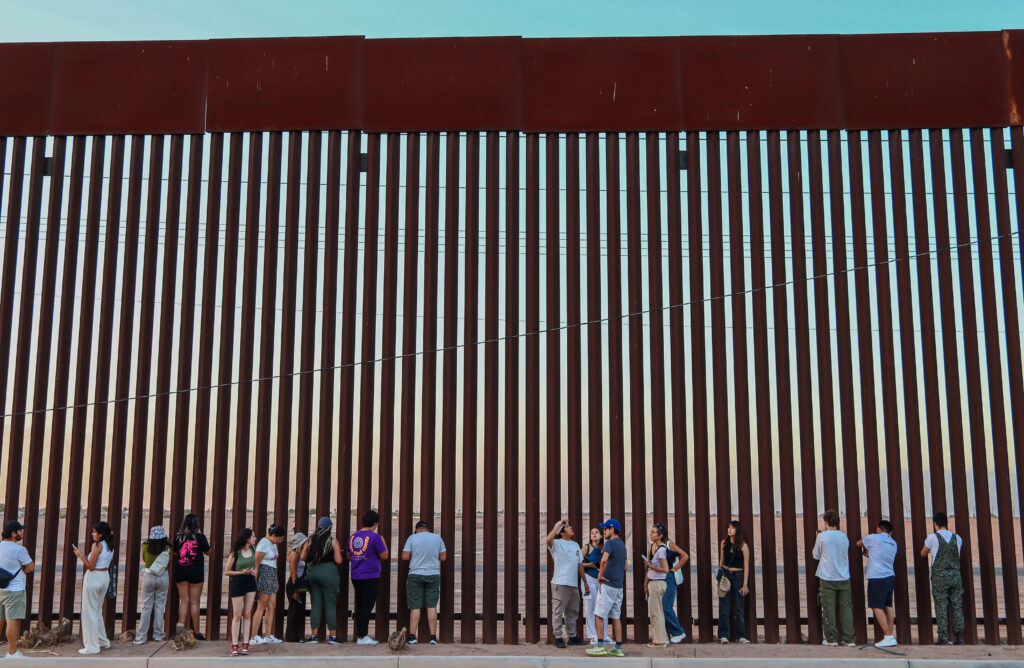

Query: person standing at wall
[[644, 524, 670, 648], [717, 520, 750, 644], [73, 521, 115, 655], [347, 511, 389, 645], [301, 517, 343, 644], [285, 532, 309, 643], [172, 514, 210, 640], [226, 528, 258, 656], [134, 526, 171, 644], [401, 520, 446, 645], [545, 515, 586, 648], [0, 521, 34, 659], [250, 524, 287, 645], [661, 530, 689, 644], [857, 520, 898, 648], [585, 519, 627, 657], [813, 509, 855, 647], [921, 511, 965, 645], [580, 528, 608, 646]]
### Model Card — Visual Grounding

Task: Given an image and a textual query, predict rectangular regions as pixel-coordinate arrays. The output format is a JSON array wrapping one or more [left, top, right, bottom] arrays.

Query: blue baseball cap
[[599, 519, 621, 532]]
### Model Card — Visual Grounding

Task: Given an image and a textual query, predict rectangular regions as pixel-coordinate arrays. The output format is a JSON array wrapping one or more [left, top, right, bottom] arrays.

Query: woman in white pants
[[580, 528, 611, 644], [134, 526, 171, 644], [73, 522, 115, 655]]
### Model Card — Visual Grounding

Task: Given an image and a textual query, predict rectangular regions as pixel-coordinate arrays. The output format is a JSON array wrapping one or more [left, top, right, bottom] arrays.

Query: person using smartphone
[[225, 528, 258, 656], [73, 522, 115, 655], [0, 521, 34, 659]]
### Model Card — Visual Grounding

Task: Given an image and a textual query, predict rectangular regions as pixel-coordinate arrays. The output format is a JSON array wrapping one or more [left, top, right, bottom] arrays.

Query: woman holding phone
[[72, 522, 115, 655], [226, 528, 259, 656], [643, 525, 670, 648]]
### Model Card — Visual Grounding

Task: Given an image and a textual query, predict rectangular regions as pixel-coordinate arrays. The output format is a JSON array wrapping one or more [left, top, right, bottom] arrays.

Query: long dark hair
[[232, 528, 254, 556], [145, 537, 169, 555], [584, 527, 604, 556], [727, 520, 745, 552], [177, 513, 200, 541], [93, 521, 115, 551], [308, 526, 333, 565]]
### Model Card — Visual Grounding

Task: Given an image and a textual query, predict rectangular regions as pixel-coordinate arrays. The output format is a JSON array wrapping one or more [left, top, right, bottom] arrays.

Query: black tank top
[[723, 541, 743, 569]]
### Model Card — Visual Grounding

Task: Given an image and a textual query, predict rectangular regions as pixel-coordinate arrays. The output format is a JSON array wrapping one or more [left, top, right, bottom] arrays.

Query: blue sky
[[1, 0, 1023, 42]]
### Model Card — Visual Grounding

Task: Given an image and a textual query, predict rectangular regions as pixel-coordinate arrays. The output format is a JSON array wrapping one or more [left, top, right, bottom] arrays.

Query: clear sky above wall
[[1, 0, 1023, 42]]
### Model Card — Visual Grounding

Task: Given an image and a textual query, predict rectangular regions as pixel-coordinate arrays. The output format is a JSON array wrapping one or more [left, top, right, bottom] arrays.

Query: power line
[[0, 227, 1019, 422]]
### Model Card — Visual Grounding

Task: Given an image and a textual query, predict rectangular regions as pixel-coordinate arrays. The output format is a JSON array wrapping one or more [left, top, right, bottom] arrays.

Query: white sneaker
[[4, 652, 25, 659], [356, 636, 378, 645], [738, 638, 750, 644], [822, 640, 838, 647], [588, 638, 598, 645], [78, 649, 100, 655], [250, 635, 266, 645], [265, 635, 283, 644], [874, 636, 898, 648], [720, 638, 729, 644], [670, 633, 686, 644]]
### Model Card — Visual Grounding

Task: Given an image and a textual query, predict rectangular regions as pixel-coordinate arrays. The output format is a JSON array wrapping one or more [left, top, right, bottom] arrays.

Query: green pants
[[818, 578, 854, 644], [932, 571, 964, 641], [307, 562, 340, 632]]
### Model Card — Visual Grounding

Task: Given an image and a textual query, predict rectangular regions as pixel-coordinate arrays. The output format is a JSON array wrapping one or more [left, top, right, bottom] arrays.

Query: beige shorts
[[0, 590, 26, 620]]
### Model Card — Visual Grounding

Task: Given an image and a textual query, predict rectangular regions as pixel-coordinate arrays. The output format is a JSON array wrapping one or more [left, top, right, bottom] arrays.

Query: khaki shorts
[[0, 590, 26, 620]]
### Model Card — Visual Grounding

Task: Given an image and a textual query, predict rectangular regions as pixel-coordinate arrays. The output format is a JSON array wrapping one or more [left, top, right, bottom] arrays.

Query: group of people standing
[[544, 510, 967, 656], [0, 506, 969, 658]]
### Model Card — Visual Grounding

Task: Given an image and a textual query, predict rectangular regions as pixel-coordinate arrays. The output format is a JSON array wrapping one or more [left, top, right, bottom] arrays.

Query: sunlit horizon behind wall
[[1, 128, 1022, 519]]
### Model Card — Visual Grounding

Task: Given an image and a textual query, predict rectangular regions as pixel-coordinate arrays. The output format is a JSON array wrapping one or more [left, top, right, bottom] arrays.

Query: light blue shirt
[[812, 529, 850, 582], [402, 531, 446, 576], [862, 532, 897, 579]]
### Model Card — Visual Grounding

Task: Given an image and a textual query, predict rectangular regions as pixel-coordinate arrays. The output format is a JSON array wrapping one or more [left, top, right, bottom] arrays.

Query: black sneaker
[[954, 635, 965, 645], [327, 636, 341, 645], [193, 633, 206, 641], [568, 637, 587, 646], [429, 636, 438, 645], [307, 635, 319, 643], [554, 638, 566, 649], [407, 635, 418, 645]]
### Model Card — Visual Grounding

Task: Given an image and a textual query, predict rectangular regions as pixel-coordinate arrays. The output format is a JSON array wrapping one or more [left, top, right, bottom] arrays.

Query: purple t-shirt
[[347, 530, 387, 580]]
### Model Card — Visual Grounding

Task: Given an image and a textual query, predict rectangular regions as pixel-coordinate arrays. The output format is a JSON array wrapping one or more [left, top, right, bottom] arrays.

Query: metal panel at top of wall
[[363, 37, 521, 131], [0, 43, 53, 136], [1005, 30, 1024, 125], [841, 31, 1008, 129], [522, 37, 682, 132], [207, 36, 364, 131], [49, 40, 207, 135], [679, 35, 842, 130]]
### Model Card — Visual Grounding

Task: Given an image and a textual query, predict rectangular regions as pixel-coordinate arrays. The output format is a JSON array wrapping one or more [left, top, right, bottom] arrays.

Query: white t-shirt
[[548, 539, 583, 587], [256, 538, 278, 568], [924, 530, 963, 566], [861, 533, 897, 579], [812, 530, 850, 582], [647, 544, 668, 581], [0, 542, 32, 592]]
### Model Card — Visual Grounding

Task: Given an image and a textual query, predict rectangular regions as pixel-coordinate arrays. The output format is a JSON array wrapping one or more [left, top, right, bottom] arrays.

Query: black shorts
[[867, 576, 895, 609], [229, 574, 258, 598], [173, 564, 205, 585]]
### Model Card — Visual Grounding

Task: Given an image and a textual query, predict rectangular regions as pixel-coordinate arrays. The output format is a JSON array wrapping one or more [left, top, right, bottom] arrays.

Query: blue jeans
[[662, 574, 685, 638]]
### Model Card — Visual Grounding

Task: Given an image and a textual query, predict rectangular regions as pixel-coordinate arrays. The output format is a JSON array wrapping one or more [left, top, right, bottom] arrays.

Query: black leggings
[[352, 577, 379, 639]]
